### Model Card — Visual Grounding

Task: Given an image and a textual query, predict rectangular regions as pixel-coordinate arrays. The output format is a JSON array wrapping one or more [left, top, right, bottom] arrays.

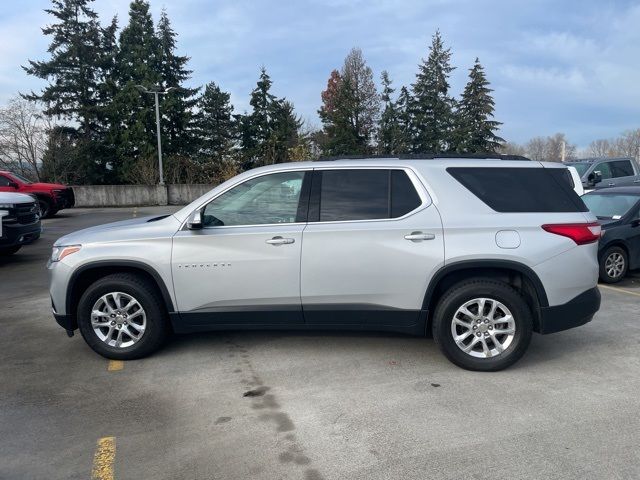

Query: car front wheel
[[77, 273, 170, 360], [433, 279, 533, 371]]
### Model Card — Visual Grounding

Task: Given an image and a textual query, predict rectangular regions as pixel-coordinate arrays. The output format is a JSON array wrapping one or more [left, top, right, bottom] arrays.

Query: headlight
[[51, 245, 81, 262], [0, 203, 14, 209]]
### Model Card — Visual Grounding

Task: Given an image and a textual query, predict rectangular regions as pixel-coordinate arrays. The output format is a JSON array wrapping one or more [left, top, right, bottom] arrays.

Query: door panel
[[172, 225, 304, 324], [301, 168, 444, 327], [171, 169, 311, 326]]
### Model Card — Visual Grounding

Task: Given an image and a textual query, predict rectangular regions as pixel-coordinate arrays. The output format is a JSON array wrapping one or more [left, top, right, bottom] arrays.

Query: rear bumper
[[538, 287, 601, 334]]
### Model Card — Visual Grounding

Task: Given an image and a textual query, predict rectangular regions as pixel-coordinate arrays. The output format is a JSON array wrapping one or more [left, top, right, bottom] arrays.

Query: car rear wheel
[[432, 279, 533, 371], [77, 273, 170, 360], [599, 246, 627, 284]]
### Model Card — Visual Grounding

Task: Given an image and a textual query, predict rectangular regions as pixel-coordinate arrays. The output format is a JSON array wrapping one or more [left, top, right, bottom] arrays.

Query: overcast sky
[[1, 0, 639, 147]]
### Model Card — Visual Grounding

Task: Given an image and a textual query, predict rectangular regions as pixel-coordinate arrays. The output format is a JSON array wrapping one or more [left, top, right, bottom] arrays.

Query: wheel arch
[[66, 261, 175, 327], [423, 260, 548, 334], [599, 240, 629, 260]]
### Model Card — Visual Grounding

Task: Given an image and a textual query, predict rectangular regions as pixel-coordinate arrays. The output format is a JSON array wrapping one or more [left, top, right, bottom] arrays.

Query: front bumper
[[0, 222, 41, 247], [52, 188, 75, 210], [538, 287, 601, 334]]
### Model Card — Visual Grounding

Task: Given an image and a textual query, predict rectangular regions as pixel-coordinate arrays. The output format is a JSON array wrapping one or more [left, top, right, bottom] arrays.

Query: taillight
[[541, 222, 601, 245]]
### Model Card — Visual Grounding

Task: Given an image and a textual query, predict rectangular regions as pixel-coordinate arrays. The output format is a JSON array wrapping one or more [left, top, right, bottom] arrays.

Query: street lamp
[[136, 85, 175, 185]]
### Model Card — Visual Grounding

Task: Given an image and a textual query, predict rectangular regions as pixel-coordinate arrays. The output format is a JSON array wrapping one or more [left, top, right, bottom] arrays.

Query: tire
[[38, 199, 51, 218], [432, 278, 533, 371], [0, 245, 21, 255], [599, 246, 627, 284], [77, 273, 170, 360]]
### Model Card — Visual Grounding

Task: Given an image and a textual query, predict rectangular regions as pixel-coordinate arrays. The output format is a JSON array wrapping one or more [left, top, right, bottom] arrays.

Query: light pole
[[136, 85, 175, 185]]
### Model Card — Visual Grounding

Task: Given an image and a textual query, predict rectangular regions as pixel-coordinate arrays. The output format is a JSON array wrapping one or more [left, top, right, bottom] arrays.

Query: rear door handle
[[608, 183, 616, 187], [266, 236, 295, 246], [633, 179, 640, 183], [404, 232, 435, 241]]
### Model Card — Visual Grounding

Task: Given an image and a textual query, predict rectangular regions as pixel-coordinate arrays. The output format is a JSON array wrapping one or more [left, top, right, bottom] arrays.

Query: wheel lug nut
[[111, 321, 115, 325], [473, 326, 477, 330], [124, 321, 128, 325], [476, 332, 481, 337], [489, 326, 493, 330]]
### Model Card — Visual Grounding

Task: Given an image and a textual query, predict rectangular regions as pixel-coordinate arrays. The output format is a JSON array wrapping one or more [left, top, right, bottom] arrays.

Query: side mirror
[[187, 209, 203, 230], [587, 171, 602, 187], [8, 181, 19, 189]]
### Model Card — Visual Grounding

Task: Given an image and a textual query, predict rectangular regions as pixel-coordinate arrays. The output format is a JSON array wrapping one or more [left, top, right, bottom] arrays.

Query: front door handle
[[266, 236, 295, 246], [633, 179, 640, 183], [608, 183, 616, 187], [404, 232, 435, 242]]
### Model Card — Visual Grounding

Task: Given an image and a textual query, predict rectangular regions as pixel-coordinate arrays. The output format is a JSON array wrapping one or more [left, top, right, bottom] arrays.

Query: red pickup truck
[[0, 171, 75, 218]]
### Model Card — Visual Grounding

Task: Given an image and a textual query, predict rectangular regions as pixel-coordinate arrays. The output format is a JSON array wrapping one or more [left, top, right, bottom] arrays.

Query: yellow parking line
[[107, 360, 124, 371], [599, 284, 640, 298], [92, 436, 116, 480]]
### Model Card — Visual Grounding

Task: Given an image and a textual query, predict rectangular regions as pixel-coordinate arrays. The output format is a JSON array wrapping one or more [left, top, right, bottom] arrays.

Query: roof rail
[[316, 153, 531, 162]]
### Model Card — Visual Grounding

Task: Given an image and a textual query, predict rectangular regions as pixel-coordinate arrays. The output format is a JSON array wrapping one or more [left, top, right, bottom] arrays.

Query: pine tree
[[239, 67, 276, 166], [264, 99, 303, 164], [23, 0, 110, 182], [396, 86, 412, 154], [110, 0, 162, 181], [318, 48, 379, 156], [23, 0, 103, 135], [377, 71, 404, 154], [455, 58, 504, 153], [156, 8, 198, 157], [410, 30, 456, 153], [194, 82, 235, 161]]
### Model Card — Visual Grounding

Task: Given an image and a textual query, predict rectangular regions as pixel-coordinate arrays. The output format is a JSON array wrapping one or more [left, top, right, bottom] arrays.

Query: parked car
[[0, 171, 75, 218], [567, 166, 584, 196], [565, 157, 640, 192], [48, 155, 601, 371], [0, 192, 42, 255], [581, 187, 640, 283]]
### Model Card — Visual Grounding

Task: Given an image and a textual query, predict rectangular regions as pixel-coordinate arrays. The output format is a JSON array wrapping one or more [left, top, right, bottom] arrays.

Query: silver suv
[[49, 156, 602, 371]]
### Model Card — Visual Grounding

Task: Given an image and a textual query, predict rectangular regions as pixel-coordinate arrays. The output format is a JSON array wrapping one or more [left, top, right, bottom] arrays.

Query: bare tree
[[587, 139, 614, 158], [525, 136, 546, 161], [0, 97, 52, 180], [499, 141, 527, 157]]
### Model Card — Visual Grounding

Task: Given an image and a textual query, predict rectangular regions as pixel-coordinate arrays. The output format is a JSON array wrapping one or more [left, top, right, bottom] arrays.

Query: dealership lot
[[1, 207, 640, 479]]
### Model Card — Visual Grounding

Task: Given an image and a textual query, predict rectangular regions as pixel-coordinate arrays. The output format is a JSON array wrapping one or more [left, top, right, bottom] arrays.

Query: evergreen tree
[[239, 67, 276, 166], [156, 8, 199, 157], [318, 48, 379, 156], [395, 86, 412, 154], [410, 30, 456, 153], [194, 82, 235, 161], [23, 0, 111, 182], [263, 99, 303, 164], [377, 71, 404, 154], [23, 0, 103, 135], [110, 0, 162, 180], [455, 58, 504, 153]]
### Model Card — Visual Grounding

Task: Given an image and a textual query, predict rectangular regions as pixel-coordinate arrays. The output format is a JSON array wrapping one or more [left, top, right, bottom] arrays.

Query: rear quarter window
[[447, 167, 588, 213]]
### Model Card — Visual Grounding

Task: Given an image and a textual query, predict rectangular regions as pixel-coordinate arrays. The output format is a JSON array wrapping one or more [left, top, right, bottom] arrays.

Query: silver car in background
[[48, 155, 601, 371]]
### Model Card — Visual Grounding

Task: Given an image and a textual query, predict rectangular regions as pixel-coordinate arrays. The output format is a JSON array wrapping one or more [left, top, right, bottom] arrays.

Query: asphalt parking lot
[[1, 207, 640, 480]]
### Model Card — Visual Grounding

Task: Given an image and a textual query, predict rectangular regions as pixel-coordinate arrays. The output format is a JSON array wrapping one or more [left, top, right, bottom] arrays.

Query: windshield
[[582, 193, 639, 219], [10, 172, 33, 184], [567, 163, 590, 176]]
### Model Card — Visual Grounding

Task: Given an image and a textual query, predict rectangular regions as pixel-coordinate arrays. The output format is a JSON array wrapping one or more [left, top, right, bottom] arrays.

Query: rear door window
[[313, 169, 422, 222], [609, 160, 634, 178], [447, 167, 588, 213]]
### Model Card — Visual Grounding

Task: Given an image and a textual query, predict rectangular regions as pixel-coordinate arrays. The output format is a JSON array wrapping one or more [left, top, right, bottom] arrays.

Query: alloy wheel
[[90, 292, 147, 348], [450, 297, 516, 358], [605, 252, 625, 280]]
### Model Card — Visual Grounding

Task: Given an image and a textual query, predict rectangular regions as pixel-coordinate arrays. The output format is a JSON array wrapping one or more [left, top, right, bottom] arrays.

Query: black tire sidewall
[[77, 275, 168, 360], [433, 280, 533, 371], [38, 200, 50, 218], [599, 246, 627, 284], [0, 246, 21, 255]]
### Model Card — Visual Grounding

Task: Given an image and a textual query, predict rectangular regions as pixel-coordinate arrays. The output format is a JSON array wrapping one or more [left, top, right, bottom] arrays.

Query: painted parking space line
[[599, 284, 640, 298], [107, 360, 124, 371], [132, 207, 137, 218], [91, 436, 116, 480]]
